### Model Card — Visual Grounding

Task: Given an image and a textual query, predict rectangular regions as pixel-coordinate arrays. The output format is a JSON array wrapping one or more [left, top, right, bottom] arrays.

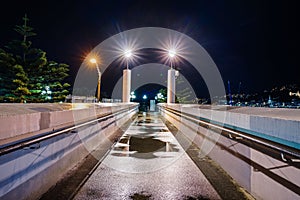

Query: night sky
[[0, 0, 299, 97]]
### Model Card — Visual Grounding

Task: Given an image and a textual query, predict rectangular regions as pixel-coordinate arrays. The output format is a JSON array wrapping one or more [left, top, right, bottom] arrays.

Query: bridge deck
[[74, 112, 221, 200]]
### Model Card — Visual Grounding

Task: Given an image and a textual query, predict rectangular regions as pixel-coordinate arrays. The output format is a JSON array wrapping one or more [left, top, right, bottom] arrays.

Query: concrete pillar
[[122, 69, 131, 103], [167, 68, 176, 103]]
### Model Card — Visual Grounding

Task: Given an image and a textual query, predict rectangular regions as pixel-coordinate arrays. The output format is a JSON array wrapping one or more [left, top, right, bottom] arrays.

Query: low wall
[[0, 103, 138, 200], [0, 112, 41, 140], [159, 104, 300, 200], [161, 104, 300, 149], [0, 103, 131, 142]]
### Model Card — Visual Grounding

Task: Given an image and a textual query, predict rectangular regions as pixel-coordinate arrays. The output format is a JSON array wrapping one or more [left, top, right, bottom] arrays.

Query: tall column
[[122, 69, 131, 103], [167, 68, 176, 104]]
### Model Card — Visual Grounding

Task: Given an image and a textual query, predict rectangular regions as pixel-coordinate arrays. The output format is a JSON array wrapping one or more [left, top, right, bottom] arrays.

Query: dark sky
[[0, 0, 299, 96]]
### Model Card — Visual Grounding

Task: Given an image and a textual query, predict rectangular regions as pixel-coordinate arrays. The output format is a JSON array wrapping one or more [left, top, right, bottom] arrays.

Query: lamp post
[[124, 49, 132, 69], [122, 49, 133, 103], [90, 58, 101, 103], [167, 49, 176, 104], [168, 49, 176, 69]]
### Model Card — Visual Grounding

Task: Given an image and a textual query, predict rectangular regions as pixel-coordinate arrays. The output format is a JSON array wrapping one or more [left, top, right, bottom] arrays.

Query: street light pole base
[[167, 68, 176, 104], [122, 69, 131, 103]]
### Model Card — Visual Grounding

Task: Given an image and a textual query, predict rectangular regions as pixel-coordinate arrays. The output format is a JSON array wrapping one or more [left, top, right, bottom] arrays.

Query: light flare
[[110, 33, 142, 68], [168, 49, 176, 58], [157, 34, 188, 68], [124, 49, 132, 58], [90, 58, 97, 64]]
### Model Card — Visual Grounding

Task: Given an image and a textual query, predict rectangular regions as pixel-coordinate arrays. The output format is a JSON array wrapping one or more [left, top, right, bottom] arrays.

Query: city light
[[143, 94, 147, 99], [130, 91, 136, 100], [41, 86, 52, 100], [157, 93, 164, 99], [289, 91, 300, 97]]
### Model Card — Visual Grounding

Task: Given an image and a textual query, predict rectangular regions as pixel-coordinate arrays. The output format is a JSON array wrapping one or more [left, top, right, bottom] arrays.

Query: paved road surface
[[74, 112, 221, 200]]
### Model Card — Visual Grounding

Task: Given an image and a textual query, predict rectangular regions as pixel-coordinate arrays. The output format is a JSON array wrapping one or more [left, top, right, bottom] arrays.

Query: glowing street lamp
[[124, 49, 132, 58], [168, 49, 176, 58], [122, 49, 134, 102], [167, 49, 177, 103], [123, 49, 132, 69], [168, 49, 176, 69], [90, 58, 101, 102]]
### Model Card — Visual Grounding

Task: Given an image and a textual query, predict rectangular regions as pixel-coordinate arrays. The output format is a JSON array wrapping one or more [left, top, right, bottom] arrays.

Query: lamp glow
[[90, 58, 97, 64], [124, 49, 132, 58], [88, 56, 101, 102], [168, 49, 176, 58]]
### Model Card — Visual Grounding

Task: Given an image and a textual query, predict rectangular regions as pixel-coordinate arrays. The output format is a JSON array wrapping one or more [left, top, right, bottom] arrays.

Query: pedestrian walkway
[[74, 112, 221, 199]]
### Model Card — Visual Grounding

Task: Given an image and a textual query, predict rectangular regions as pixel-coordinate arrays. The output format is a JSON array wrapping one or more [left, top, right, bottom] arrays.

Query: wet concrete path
[[74, 112, 221, 200]]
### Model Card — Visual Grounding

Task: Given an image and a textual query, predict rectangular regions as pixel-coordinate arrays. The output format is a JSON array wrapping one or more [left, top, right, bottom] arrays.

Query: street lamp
[[123, 49, 132, 69], [167, 49, 177, 103], [122, 49, 134, 102], [90, 58, 101, 102], [168, 49, 176, 69]]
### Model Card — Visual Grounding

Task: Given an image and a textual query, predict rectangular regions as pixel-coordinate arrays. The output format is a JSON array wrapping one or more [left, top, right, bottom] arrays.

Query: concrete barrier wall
[[0, 103, 138, 200], [159, 104, 300, 200], [250, 116, 300, 144], [0, 103, 133, 141], [162, 104, 300, 147], [0, 113, 41, 140]]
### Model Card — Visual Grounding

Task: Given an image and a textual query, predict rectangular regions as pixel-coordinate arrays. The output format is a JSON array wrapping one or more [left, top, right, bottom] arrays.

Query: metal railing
[[0, 105, 138, 156]]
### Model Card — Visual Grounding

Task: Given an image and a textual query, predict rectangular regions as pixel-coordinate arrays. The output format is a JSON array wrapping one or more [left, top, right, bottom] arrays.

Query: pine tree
[[0, 48, 31, 102], [38, 61, 70, 102], [14, 14, 36, 62], [157, 88, 166, 103], [0, 49, 16, 102], [0, 14, 70, 102], [12, 64, 30, 102]]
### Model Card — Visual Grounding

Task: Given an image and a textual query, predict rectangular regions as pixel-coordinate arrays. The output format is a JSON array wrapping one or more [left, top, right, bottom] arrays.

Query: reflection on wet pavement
[[74, 111, 221, 200], [110, 112, 179, 159], [111, 135, 179, 159], [130, 192, 152, 200]]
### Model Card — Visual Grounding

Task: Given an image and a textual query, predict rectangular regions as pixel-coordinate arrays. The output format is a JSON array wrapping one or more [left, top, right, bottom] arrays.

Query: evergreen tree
[[14, 14, 36, 62], [37, 61, 70, 102], [157, 88, 167, 103], [0, 14, 70, 102], [0, 49, 16, 101], [0, 48, 31, 102], [12, 64, 30, 102]]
